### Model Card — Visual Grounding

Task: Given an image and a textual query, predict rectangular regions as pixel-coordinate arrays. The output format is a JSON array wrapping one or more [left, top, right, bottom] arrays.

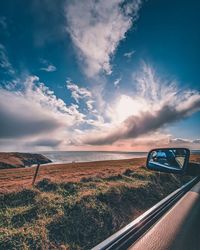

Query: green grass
[[0, 167, 191, 250]]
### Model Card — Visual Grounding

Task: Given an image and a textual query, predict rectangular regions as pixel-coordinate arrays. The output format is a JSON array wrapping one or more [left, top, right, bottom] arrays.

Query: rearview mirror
[[146, 148, 190, 174]]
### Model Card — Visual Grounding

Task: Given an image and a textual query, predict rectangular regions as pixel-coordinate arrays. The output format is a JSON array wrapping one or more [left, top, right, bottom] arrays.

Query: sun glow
[[115, 95, 149, 122]]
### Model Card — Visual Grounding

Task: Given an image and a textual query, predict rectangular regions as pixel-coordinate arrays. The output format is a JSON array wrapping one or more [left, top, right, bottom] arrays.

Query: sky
[[0, 0, 200, 152]]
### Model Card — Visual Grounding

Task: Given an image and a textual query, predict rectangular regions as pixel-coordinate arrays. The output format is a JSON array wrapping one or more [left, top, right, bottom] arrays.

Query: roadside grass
[[0, 167, 191, 250]]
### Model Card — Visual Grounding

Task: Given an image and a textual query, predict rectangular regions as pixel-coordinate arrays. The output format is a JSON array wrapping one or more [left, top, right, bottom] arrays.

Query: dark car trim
[[92, 177, 199, 250]]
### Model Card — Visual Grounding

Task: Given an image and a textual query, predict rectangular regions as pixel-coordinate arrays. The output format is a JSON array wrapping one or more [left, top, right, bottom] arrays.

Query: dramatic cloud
[[1, 57, 199, 151], [85, 103, 200, 145], [0, 89, 61, 138], [83, 64, 200, 145], [65, 0, 142, 77], [0, 75, 85, 139]]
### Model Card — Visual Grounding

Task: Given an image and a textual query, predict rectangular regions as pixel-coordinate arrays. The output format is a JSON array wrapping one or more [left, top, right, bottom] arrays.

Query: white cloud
[[23, 76, 85, 123], [66, 80, 97, 112], [66, 80, 92, 103], [124, 50, 135, 58], [128, 135, 200, 150], [0, 75, 86, 141], [86, 99, 95, 111], [0, 74, 109, 150], [169, 138, 200, 149], [193, 139, 200, 144], [170, 138, 200, 145], [170, 138, 192, 144], [65, 0, 142, 77], [82, 63, 200, 145], [0, 44, 15, 75], [40, 59, 57, 72], [1, 62, 200, 151], [40, 64, 56, 72], [114, 77, 121, 87], [0, 88, 62, 139]]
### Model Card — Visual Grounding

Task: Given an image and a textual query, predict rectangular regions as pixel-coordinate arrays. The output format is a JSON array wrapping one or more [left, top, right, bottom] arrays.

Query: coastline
[[41, 150, 147, 164]]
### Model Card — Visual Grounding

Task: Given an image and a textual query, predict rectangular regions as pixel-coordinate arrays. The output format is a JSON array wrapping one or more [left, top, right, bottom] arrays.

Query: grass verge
[[0, 167, 191, 250]]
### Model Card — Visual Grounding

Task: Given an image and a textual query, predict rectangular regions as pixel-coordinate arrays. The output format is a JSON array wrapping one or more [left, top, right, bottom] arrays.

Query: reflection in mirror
[[148, 148, 189, 173]]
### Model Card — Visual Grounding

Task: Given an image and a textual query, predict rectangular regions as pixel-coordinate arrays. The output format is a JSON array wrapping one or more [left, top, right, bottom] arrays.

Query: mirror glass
[[147, 148, 189, 173]]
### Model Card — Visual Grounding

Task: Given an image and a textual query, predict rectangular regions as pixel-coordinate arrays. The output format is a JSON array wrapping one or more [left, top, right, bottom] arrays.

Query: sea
[[40, 151, 147, 164]]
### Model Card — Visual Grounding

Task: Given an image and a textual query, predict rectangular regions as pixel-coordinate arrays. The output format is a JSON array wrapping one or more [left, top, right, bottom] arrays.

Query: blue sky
[[0, 0, 200, 151]]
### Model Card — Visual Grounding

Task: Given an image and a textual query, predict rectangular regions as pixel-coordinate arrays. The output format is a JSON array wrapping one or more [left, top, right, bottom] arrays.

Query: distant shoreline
[[41, 151, 147, 164]]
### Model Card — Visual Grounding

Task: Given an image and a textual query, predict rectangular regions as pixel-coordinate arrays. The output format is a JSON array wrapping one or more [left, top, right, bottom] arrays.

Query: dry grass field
[[1, 154, 199, 193], [0, 154, 199, 249], [0, 158, 145, 193]]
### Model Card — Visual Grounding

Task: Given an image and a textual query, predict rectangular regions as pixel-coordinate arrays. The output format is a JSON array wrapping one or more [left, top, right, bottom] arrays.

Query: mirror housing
[[146, 148, 190, 175]]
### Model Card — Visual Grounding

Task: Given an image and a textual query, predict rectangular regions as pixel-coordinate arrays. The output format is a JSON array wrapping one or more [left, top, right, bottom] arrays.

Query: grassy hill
[[0, 152, 51, 169], [0, 165, 191, 250]]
